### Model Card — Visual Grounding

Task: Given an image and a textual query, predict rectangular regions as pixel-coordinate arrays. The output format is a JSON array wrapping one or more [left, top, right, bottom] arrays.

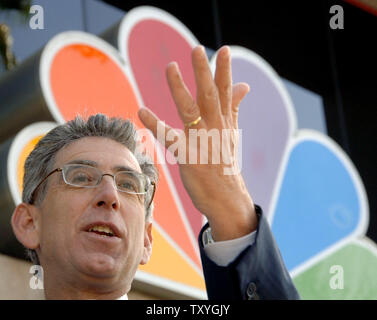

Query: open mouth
[[87, 225, 116, 237]]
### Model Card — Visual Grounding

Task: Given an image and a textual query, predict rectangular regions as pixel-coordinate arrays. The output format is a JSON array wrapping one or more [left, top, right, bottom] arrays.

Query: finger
[[214, 46, 232, 116], [231, 82, 250, 128], [138, 106, 179, 149], [166, 62, 205, 129], [192, 45, 221, 118]]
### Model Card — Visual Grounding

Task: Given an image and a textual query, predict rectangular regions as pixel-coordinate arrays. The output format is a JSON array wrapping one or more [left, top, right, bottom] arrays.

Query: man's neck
[[41, 264, 132, 300], [43, 276, 130, 300], [44, 288, 129, 300]]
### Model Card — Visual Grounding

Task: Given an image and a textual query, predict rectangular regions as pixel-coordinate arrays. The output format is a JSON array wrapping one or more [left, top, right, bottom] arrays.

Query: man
[[11, 45, 299, 299]]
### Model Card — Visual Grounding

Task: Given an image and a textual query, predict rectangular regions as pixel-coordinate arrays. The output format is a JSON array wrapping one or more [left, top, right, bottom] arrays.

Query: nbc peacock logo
[[1, 6, 376, 299]]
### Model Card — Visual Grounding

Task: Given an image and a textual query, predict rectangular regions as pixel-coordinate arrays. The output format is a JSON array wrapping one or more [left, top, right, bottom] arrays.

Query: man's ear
[[11, 203, 40, 250], [140, 221, 153, 265]]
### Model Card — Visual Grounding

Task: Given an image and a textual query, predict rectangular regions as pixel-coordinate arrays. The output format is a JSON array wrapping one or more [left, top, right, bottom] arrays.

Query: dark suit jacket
[[199, 205, 300, 300]]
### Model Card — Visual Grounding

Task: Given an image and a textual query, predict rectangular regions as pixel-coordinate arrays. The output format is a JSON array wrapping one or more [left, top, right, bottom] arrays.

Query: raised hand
[[138, 45, 258, 241]]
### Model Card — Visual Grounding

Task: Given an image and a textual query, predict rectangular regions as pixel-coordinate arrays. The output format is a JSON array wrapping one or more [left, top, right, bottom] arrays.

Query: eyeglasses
[[29, 164, 156, 209]]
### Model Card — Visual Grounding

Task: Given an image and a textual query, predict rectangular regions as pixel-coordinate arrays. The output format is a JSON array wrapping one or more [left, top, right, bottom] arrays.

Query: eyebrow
[[66, 159, 97, 166], [66, 159, 139, 173]]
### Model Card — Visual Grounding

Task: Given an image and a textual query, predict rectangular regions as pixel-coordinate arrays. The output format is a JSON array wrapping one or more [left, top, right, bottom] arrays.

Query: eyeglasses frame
[[29, 165, 156, 210]]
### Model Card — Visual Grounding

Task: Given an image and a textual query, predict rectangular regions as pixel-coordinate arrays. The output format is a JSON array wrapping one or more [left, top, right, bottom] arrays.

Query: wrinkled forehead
[[53, 136, 142, 173]]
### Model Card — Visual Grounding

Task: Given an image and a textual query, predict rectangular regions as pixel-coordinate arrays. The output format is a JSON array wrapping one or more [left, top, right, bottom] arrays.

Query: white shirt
[[117, 293, 128, 300], [116, 229, 257, 299], [202, 228, 257, 266]]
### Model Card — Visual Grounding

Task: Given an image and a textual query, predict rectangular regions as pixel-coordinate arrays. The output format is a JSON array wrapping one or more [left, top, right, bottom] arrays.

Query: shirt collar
[[116, 293, 128, 300]]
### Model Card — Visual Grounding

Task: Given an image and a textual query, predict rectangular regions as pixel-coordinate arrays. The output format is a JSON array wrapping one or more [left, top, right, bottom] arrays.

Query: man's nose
[[95, 174, 120, 210]]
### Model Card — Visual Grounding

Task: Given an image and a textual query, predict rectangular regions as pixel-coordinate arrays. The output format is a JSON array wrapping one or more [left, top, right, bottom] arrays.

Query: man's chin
[[79, 252, 120, 279]]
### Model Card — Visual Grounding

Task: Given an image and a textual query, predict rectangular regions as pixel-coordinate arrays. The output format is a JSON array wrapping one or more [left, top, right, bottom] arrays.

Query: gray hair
[[22, 114, 158, 265]]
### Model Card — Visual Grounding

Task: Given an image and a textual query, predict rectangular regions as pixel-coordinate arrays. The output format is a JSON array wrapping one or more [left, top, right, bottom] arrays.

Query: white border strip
[[284, 129, 369, 277], [40, 27, 205, 298], [118, 6, 202, 261], [151, 221, 204, 277], [209, 46, 297, 225], [40, 29, 203, 296], [118, 6, 199, 64], [209, 45, 297, 136], [39, 31, 145, 125], [135, 269, 207, 300], [135, 220, 207, 299], [7, 122, 57, 205], [210, 45, 370, 278], [353, 237, 377, 257], [292, 236, 377, 279]]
